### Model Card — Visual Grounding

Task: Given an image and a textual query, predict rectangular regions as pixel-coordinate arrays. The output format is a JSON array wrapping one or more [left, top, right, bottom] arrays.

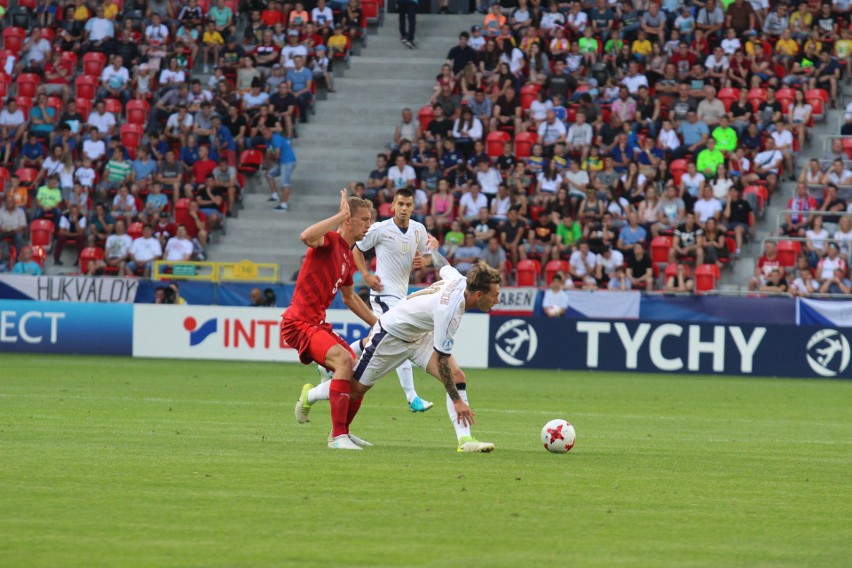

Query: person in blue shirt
[[286, 55, 313, 124], [261, 126, 296, 211], [12, 245, 43, 276], [20, 133, 46, 169]]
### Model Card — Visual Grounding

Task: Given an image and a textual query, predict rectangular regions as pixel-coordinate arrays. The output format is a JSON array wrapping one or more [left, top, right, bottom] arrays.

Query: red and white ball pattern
[[541, 419, 576, 453]]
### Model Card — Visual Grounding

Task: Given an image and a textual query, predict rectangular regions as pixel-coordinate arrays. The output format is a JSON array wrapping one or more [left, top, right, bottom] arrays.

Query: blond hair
[[348, 196, 373, 213], [466, 261, 501, 294]]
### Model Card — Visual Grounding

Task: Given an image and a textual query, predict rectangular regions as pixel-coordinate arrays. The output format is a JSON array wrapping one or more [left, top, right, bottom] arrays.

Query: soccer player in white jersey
[[305, 188, 435, 412], [297, 235, 500, 452]]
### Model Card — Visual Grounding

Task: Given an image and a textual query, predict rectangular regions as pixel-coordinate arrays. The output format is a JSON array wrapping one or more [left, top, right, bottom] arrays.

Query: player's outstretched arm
[[353, 246, 383, 291], [300, 189, 351, 248], [340, 284, 378, 327], [427, 235, 450, 271]]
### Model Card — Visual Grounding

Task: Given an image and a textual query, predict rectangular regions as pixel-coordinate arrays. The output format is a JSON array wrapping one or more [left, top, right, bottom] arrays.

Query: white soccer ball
[[541, 419, 576, 453]]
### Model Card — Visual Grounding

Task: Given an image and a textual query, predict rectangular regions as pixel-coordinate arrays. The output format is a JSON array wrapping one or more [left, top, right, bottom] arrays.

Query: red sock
[[329, 379, 351, 437], [346, 397, 362, 428]]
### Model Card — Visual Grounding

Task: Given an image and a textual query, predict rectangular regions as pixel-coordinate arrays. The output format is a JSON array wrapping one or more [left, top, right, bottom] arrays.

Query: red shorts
[[280, 318, 354, 368]]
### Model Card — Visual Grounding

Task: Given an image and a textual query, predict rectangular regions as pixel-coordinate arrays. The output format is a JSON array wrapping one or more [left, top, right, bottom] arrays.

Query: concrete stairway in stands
[[208, 13, 482, 279]]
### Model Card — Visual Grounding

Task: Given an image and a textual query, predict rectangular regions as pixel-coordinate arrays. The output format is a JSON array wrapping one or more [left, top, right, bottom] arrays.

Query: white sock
[[446, 387, 471, 441], [349, 338, 365, 358], [396, 360, 417, 403], [307, 381, 331, 404]]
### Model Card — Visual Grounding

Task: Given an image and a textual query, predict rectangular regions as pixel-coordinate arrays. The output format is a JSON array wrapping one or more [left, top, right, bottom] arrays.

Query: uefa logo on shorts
[[805, 329, 851, 378], [494, 319, 538, 366]]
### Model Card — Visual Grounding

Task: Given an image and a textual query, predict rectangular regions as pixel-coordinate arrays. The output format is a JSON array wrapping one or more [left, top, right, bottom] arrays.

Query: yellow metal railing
[[152, 260, 279, 282]]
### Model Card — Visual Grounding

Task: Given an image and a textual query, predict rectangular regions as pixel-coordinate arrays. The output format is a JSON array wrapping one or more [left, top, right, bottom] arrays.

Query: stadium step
[[209, 13, 483, 270]]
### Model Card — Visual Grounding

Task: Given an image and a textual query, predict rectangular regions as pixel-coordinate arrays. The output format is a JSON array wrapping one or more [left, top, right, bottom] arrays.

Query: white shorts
[[354, 322, 433, 386], [370, 294, 401, 316]]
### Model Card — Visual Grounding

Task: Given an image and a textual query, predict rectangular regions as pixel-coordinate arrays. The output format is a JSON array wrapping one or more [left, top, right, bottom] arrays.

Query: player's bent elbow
[[453, 367, 466, 384]]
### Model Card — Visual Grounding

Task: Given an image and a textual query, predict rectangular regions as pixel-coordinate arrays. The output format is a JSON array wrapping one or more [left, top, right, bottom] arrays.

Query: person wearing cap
[[310, 44, 335, 93], [281, 29, 308, 70]]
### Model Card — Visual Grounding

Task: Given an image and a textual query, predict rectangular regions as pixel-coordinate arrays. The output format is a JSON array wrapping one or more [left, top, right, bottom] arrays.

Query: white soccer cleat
[[327, 430, 373, 447], [457, 436, 495, 453], [294, 383, 313, 424], [347, 432, 373, 447], [328, 434, 363, 450]]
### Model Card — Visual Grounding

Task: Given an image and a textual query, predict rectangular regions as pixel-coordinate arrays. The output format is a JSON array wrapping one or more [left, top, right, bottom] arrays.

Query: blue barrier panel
[[0, 300, 133, 355], [489, 316, 851, 378], [638, 295, 796, 324]]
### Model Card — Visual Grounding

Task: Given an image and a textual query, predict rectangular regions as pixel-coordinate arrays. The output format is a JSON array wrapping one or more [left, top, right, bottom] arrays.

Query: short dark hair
[[394, 188, 414, 200]]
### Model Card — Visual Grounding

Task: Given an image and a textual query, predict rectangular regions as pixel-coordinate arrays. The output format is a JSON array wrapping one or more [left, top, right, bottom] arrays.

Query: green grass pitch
[[1, 354, 850, 567]]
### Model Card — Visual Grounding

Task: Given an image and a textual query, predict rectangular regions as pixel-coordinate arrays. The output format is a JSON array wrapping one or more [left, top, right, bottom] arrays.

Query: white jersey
[[379, 266, 466, 354], [356, 218, 429, 301]]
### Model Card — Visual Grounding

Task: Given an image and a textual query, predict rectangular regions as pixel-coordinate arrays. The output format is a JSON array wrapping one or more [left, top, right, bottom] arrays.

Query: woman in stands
[[703, 217, 729, 269], [478, 39, 501, 86], [430, 178, 454, 233], [799, 158, 824, 186], [788, 89, 813, 155], [638, 185, 661, 233], [620, 161, 648, 205], [526, 43, 551, 86], [805, 215, 830, 267]]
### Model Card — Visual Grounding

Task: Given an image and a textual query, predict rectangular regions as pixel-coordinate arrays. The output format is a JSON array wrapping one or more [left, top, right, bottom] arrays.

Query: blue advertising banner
[[0, 300, 133, 355], [489, 316, 851, 379]]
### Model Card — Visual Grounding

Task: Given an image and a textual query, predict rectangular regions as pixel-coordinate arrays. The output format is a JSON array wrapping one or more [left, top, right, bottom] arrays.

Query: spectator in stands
[[12, 245, 43, 276], [673, 110, 709, 159], [757, 266, 788, 293], [163, 224, 194, 264], [89, 218, 132, 276], [693, 186, 723, 228], [34, 176, 63, 222], [595, 245, 624, 286], [748, 137, 783, 195], [184, 201, 209, 257], [624, 242, 652, 291], [748, 241, 781, 290], [665, 263, 694, 292], [286, 55, 312, 123], [790, 264, 819, 297], [724, 187, 753, 258], [0, 193, 26, 254], [124, 224, 163, 278], [670, 211, 705, 265], [542, 273, 570, 317], [781, 182, 819, 236], [820, 265, 852, 294], [157, 150, 186, 203], [99, 55, 132, 106], [387, 154, 417, 193], [480, 236, 509, 284], [110, 184, 137, 225], [569, 240, 597, 288], [88, 100, 118, 141], [817, 241, 849, 283], [822, 159, 852, 186], [835, 216, 852, 255], [453, 232, 481, 275], [250, 287, 265, 306]]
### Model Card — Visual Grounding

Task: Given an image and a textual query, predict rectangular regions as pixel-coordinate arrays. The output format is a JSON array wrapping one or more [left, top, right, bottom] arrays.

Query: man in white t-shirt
[[99, 55, 132, 104], [458, 183, 489, 220], [165, 105, 194, 146], [164, 225, 194, 261], [537, 110, 567, 155], [88, 218, 132, 274], [595, 246, 625, 283], [475, 160, 502, 197], [315, 237, 499, 452], [693, 186, 723, 226], [0, 99, 26, 142], [569, 240, 598, 286], [542, 273, 570, 317], [82, 128, 107, 165], [386, 155, 417, 192], [87, 100, 117, 139], [19, 28, 52, 70], [621, 62, 649, 94], [771, 120, 796, 179], [124, 225, 163, 277]]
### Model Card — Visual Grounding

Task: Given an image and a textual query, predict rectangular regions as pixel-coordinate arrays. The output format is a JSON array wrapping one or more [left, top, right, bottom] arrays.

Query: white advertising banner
[[491, 286, 538, 316], [0, 274, 139, 303], [133, 305, 490, 368]]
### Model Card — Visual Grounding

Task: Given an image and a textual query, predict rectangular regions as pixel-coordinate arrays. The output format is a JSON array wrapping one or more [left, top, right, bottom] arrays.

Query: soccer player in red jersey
[[282, 190, 377, 450]]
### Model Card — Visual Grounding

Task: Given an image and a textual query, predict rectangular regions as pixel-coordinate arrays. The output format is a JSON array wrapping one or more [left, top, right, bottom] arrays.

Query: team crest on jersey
[[401, 242, 410, 253]]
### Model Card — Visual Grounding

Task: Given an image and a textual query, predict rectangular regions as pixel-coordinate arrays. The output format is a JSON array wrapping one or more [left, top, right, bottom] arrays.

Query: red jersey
[[757, 255, 782, 278], [285, 231, 355, 324]]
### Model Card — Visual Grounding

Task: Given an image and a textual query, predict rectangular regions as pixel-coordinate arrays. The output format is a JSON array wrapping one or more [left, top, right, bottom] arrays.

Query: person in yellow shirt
[[73, 0, 90, 21], [788, 3, 813, 40], [202, 21, 225, 73], [835, 28, 852, 83], [327, 26, 348, 57], [103, 0, 120, 20], [631, 30, 652, 61], [774, 29, 799, 73]]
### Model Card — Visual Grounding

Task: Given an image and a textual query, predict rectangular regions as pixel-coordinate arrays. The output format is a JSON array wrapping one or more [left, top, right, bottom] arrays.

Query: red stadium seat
[[74, 75, 98, 100], [743, 185, 768, 218], [126, 99, 150, 126], [694, 264, 719, 292], [78, 247, 103, 274], [777, 240, 801, 267], [665, 263, 690, 279], [651, 236, 673, 265], [520, 84, 541, 111], [120, 123, 143, 153], [30, 245, 47, 268], [82, 52, 107, 78], [514, 131, 536, 159], [127, 222, 144, 240], [545, 260, 570, 286], [747, 88, 767, 112], [417, 105, 434, 133], [174, 198, 191, 227], [14, 96, 32, 120], [46, 96, 63, 118], [2, 27, 26, 54], [670, 159, 688, 186], [16, 73, 40, 98], [486, 130, 510, 160], [29, 219, 55, 248], [237, 149, 263, 174], [74, 97, 92, 121], [104, 98, 122, 115], [16, 167, 38, 187], [516, 259, 541, 286]]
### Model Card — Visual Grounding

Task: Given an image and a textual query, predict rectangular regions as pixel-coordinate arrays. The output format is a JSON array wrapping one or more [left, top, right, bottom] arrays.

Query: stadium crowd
[[348, 0, 852, 295], [0, 0, 363, 276]]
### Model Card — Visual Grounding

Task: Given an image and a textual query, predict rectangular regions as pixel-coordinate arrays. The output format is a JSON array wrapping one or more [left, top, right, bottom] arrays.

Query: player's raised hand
[[426, 235, 440, 251], [339, 189, 350, 220], [365, 273, 384, 292], [453, 400, 476, 427]]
